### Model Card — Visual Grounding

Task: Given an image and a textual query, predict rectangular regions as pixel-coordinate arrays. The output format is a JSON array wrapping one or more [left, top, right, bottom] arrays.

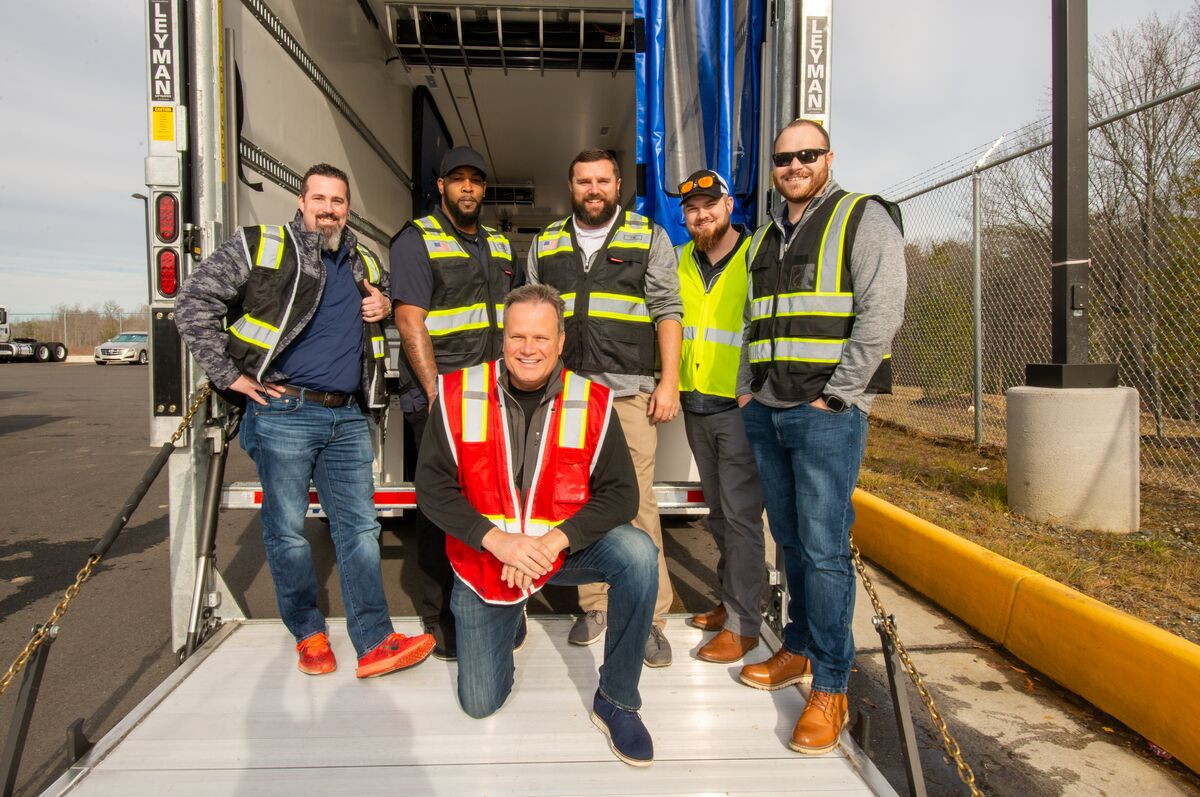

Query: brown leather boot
[[688, 603, 726, 631], [738, 647, 812, 690], [789, 690, 849, 754], [696, 629, 759, 663]]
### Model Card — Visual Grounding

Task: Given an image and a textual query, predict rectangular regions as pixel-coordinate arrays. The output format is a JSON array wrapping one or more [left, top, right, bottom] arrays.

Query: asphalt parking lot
[[2, 363, 1196, 796]]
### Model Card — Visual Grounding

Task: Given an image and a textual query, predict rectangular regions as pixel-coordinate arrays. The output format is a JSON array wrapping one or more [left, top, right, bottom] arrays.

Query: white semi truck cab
[[0, 305, 68, 363]]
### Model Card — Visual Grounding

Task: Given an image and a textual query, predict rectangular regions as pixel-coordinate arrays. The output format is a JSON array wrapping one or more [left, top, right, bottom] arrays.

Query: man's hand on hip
[[737, 393, 753, 409], [229, 375, 283, 406], [361, 282, 390, 323]]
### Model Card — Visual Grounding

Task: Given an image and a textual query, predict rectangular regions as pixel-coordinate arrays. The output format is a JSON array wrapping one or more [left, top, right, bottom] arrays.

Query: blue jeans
[[741, 399, 868, 693], [452, 524, 657, 718], [240, 393, 392, 658]]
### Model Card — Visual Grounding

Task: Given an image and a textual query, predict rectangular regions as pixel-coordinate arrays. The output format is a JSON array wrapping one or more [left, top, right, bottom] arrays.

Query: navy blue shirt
[[272, 244, 362, 394]]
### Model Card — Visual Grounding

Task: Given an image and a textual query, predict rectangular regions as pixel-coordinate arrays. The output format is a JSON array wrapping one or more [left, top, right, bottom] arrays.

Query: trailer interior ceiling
[[383, 2, 638, 230]]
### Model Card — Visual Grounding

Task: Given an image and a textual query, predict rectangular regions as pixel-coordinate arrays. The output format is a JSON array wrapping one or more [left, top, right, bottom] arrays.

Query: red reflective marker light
[[155, 193, 179, 242], [157, 249, 179, 296]]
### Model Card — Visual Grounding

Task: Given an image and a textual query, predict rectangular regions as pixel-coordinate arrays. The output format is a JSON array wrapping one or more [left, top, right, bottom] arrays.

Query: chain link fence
[[875, 74, 1200, 496], [6, 310, 149, 354]]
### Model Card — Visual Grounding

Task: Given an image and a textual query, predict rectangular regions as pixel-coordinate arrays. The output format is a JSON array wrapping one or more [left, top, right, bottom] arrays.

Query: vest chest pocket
[[784, 252, 817, 292], [551, 448, 590, 509]]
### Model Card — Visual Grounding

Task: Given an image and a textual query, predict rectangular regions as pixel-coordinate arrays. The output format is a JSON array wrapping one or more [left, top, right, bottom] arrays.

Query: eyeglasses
[[678, 174, 717, 195], [772, 149, 829, 168]]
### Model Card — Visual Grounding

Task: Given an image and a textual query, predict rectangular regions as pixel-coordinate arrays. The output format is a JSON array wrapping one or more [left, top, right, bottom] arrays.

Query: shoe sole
[[697, 643, 759, 664], [590, 712, 653, 768], [355, 636, 436, 678], [297, 663, 336, 675], [642, 656, 672, 668], [738, 671, 813, 691], [568, 629, 605, 646], [431, 650, 457, 662], [787, 712, 849, 755]]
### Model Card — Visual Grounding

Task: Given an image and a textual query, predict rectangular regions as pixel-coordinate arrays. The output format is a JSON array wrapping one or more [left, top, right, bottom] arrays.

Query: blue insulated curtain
[[636, 0, 765, 244]]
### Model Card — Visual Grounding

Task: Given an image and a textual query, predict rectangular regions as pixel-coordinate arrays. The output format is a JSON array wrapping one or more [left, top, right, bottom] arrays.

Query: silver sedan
[[94, 332, 149, 365]]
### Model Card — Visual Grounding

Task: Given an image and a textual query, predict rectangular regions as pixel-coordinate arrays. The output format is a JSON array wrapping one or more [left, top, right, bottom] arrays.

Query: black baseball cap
[[678, 169, 730, 203], [440, 146, 488, 181]]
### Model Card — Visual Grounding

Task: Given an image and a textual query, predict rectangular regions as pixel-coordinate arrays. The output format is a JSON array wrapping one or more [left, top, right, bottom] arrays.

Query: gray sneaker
[[643, 626, 672, 668], [569, 610, 607, 646]]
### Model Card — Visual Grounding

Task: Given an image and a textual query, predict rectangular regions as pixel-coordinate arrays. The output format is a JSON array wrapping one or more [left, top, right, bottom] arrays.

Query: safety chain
[[850, 536, 985, 797], [0, 384, 212, 699]]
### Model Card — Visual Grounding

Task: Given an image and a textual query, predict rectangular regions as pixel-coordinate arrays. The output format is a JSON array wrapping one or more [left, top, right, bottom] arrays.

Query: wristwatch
[[821, 394, 847, 413]]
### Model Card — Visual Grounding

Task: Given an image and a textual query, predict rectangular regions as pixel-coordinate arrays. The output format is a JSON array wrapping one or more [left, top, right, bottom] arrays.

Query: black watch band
[[822, 394, 847, 413]]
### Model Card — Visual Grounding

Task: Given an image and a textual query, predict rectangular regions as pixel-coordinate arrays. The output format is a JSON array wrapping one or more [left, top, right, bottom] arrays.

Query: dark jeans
[[452, 524, 658, 718], [241, 394, 392, 658], [741, 399, 868, 693], [406, 407, 454, 633]]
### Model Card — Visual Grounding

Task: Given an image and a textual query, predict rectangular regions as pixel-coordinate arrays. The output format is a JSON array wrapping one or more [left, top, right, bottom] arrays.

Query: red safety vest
[[438, 360, 614, 604]]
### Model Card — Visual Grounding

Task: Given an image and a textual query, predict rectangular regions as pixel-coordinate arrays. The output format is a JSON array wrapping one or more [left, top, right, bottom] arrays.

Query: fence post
[[62, 315, 68, 349], [971, 171, 984, 445]]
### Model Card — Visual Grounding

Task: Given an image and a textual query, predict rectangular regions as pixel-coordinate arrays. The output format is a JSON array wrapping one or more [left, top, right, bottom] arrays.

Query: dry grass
[[861, 419, 1200, 645]]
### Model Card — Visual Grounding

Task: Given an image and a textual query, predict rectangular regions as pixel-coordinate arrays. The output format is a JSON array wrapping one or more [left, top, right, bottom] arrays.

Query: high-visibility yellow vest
[[676, 236, 752, 398]]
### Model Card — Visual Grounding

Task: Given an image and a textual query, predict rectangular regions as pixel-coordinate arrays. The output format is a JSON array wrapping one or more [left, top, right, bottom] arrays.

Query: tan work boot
[[697, 629, 759, 663], [788, 690, 849, 755], [688, 603, 727, 631], [738, 647, 812, 690]]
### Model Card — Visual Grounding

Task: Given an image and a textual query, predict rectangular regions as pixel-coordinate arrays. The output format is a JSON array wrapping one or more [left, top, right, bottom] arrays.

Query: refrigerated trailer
[[38, 1, 900, 794]]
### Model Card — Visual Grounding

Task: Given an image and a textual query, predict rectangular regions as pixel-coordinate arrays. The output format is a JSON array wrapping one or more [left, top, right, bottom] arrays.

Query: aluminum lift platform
[[42, 618, 894, 796]]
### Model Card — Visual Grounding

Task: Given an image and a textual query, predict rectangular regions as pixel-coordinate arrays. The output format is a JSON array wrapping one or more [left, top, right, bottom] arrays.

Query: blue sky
[[0, 1, 1192, 313]]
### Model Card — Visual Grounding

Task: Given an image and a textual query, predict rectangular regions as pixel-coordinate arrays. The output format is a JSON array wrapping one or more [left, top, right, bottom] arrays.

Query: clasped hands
[[482, 527, 570, 590]]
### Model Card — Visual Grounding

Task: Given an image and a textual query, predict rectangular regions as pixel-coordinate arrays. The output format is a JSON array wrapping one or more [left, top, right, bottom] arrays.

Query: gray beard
[[319, 225, 344, 252]]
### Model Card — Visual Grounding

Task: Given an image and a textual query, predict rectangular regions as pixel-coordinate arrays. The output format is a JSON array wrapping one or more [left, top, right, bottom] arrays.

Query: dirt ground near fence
[[860, 418, 1200, 645]]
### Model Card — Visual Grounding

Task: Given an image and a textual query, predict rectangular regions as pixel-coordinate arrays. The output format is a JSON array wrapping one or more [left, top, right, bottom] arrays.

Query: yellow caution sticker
[[152, 106, 175, 142]]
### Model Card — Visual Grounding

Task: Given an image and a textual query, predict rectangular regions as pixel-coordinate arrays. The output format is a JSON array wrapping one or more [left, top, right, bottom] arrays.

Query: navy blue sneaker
[[513, 609, 528, 653], [591, 690, 653, 767]]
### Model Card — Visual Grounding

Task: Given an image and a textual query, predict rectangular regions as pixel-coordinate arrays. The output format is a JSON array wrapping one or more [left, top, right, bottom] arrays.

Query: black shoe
[[426, 621, 457, 661]]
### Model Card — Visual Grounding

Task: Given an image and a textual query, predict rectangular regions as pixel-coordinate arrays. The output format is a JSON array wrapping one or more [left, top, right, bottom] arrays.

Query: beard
[[316, 218, 344, 252], [774, 166, 830, 204], [572, 193, 619, 227], [690, 216, 731, 252], [445, 196, 481, 229]]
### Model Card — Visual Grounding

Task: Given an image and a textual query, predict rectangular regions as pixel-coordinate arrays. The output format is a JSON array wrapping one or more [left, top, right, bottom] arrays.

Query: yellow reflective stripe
[[371, 335, 386, 359], [525, 518, 565, 537], [461, 362, 490, 443], [816, 193, 869, 294], [494, 304, 506, 329], [486, 234, 513, 261], [254, 225, 286, 270], [560, 293, 577, 317], [752, 293, 855, 321], [356, 245, 382, 283], [749, 337, 847, 364], [557, 371, 590, 450], [587, 292, 651, 323], [536, 218, 573, 258], [427, 304, 490, 336]]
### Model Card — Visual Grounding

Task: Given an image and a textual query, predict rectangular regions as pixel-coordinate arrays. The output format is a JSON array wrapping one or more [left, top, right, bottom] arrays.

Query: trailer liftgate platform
[[41, 619, 893, 796]]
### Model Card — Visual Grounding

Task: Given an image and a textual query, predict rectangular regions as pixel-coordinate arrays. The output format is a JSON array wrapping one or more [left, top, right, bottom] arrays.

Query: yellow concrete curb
[[852, 488, 1200, 774]]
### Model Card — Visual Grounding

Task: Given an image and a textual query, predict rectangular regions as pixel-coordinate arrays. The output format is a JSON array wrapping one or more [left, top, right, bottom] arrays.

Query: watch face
[[824, 395, 846, 412]]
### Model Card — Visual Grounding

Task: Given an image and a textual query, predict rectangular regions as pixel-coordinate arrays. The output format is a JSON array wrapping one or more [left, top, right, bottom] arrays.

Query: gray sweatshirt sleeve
[[175, 231, 252, 391], [643, 225, 683, 324], [823, 201, 907, 405], [736, 292, 754, 397], [525, 246, 541, 285]]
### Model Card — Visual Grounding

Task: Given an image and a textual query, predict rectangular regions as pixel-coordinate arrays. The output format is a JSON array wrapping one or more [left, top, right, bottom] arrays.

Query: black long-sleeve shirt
[[415, 361, 639, 553]]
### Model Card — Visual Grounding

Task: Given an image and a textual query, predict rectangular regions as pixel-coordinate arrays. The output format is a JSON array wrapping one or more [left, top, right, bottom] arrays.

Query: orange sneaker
[[355, 632, 435, 678], [296, 632, 337, 675]]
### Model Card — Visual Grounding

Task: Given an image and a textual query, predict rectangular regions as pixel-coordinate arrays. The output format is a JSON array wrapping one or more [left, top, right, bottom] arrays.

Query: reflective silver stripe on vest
[[684, 326, 742, 348], [370, 335, 386, 359], [494, 304, 506, 329], [749, 338, 846, 364], [536, 218, 573, 258], [557, 371, 591, 450], [560, 293, 577, 317], [610, 214, 652, 250], [752, 293, 855, 320], [587, 293, 651, 323], [356, 245, 382, 283], [426, 303, 490, 336], [816, 193, 869, 293], [484, 228, 513, 261], [254, 225, 286, 269], [461, 362, 490, 443], [416, 216, 470, 259], [229, 313, 280, 350]]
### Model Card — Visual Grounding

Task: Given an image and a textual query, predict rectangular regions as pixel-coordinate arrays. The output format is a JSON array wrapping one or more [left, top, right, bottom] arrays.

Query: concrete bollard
[[1006, 386, 1140, 533]]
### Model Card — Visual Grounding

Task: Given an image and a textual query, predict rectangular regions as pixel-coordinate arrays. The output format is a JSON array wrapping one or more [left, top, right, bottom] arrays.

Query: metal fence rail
[[877, 80, 1200, 496]]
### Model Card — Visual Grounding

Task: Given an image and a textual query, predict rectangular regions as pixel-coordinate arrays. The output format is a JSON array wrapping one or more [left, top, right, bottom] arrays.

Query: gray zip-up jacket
[[176, 212, 390, 407], [736, 181, 906, 412]]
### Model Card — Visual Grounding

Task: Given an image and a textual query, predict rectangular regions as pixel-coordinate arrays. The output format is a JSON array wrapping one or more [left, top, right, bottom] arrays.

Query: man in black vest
[[527, 148, 682, 667], [177, 163, 434, 679], [734, 121, 906, 754], [390, 147, 523, 659]]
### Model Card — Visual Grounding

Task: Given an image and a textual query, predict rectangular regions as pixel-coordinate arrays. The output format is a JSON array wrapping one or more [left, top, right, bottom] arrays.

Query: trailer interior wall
[[230, 1, 412, 255]]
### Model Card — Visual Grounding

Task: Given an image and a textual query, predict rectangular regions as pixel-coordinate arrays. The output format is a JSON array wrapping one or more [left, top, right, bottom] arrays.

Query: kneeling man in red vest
[[415, 283, 659, 767]]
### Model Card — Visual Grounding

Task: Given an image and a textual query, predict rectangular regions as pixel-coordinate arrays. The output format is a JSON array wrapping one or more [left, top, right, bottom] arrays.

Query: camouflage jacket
[[176, 212, 390, 409]]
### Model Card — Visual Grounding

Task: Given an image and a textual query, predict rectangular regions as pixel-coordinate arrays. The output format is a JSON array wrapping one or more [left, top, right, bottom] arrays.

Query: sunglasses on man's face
[[678, 174, 717, 195], [772, 148, 829, 168]]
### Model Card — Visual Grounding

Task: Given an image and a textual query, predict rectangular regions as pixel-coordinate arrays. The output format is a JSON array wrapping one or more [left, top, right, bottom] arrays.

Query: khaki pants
[[578, 392, 675, 628]]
